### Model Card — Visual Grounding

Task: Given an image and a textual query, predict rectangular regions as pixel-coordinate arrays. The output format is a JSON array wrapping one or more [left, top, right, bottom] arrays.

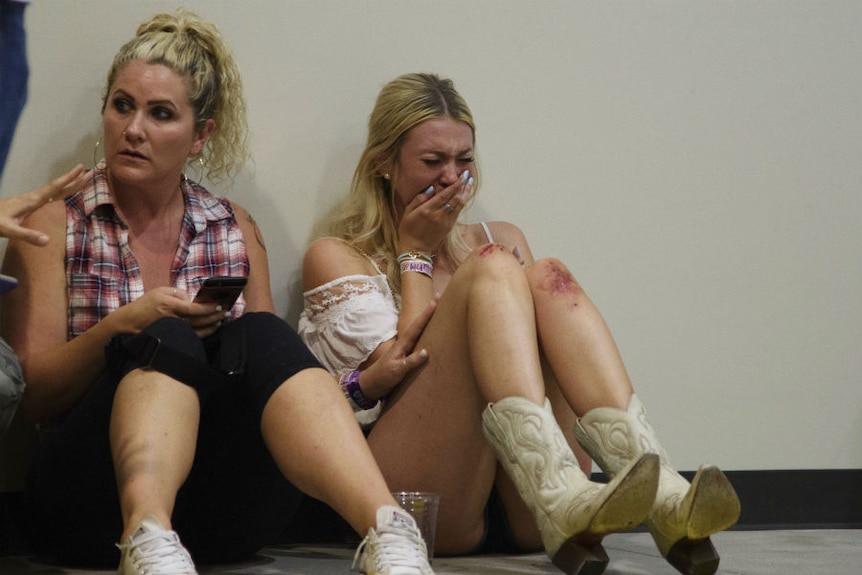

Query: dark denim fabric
[[0, 1, 29, 179]]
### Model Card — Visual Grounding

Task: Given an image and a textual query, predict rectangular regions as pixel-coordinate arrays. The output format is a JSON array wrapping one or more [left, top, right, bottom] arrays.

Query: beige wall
[[1, 1, 860, 474]]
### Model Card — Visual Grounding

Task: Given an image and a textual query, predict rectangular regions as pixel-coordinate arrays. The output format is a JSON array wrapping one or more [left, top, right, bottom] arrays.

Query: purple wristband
[[339, 370, 377, 410], [399, 259, 433, 278]]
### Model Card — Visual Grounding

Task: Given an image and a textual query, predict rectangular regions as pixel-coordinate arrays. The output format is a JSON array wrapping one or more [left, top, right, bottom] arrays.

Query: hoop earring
[[93, 138, 103, 166], [192, 156, 205, 181]]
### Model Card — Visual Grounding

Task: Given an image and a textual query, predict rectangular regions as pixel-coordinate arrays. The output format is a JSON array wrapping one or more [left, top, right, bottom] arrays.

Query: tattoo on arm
[[247, 213, 266, 251]]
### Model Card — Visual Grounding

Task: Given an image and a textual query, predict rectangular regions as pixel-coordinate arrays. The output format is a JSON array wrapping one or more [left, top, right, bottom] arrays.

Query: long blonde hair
[[329, 73, 480, 292], [102, 9, 249, 182]]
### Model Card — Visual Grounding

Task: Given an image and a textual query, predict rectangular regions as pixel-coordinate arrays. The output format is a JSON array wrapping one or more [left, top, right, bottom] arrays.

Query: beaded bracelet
[[399, 259, 433, 278], [339, 370, 377, 410], [397, 250, 433, 265]]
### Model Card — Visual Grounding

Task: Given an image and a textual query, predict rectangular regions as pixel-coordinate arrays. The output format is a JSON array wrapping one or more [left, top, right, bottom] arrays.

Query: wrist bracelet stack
[[397, 250, 433, 278], [339, 370, 377, 410]]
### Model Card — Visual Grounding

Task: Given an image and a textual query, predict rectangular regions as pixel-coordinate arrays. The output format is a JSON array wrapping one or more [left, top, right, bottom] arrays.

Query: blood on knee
[[477, 243, 507, 257], [536, 260, 582, 303]]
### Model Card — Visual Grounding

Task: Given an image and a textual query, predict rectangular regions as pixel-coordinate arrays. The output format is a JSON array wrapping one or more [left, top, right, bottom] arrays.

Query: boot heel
[[483, 397, 656, 575], [551, 539, 609, 575], [589, 453, 660, 535], [573, 395, 740, 575], [665, 537, 720, 575], [687, 465, 741, 539]]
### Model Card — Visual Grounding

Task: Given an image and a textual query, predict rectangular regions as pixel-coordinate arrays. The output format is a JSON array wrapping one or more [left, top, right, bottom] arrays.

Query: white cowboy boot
[[482, 397, 659, 575], [573, 394, 741, 575]]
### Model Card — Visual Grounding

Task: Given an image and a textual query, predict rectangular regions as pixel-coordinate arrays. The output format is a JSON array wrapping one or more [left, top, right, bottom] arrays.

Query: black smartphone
[[193, 276, 248, 310], [0, 273, 19, 295]]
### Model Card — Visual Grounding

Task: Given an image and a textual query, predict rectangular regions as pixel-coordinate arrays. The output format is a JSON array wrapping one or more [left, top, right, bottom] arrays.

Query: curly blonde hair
[[102, 9, 249, 182], [328, 73, 481, 292]]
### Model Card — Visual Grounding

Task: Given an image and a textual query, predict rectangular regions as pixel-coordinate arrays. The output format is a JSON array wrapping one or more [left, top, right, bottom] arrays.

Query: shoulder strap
[[479, 221, 495, 243]]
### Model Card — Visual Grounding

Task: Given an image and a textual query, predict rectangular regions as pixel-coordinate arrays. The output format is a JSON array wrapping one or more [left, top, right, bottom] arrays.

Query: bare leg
[[369, 246, 547, 553], [525, 259, 740, 574], [260, 367, 400, 536], [111, 369, 199, 541], [462, 245, 545, 405], [544, 363, 593, 474], [524, 258, 634, 414], [367, 246, 659, 562], [110, 365, 395, 539]]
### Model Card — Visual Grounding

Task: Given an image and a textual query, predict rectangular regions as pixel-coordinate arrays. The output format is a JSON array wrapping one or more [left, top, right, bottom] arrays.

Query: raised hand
[[398, 169, 473, 253], [0, 165, 92, 245]]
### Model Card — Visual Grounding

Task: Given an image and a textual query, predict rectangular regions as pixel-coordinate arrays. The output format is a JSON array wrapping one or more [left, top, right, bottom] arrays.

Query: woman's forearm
[[18, 316, 125, 424]]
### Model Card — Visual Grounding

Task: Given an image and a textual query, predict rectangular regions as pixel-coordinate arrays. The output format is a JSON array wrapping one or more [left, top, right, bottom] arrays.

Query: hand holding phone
[[193, 276, 247, 310]]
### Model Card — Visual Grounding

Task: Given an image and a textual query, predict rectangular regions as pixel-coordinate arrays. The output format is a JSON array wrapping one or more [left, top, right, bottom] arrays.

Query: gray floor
[[0, 529, 859, 574]]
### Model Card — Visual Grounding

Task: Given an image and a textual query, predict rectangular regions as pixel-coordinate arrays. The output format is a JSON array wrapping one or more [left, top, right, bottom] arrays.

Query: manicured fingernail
[[461, 170, 470, 182], [215, 305, 223, 312], [424, 185, 435, 195], [467, 177, 474, 186]]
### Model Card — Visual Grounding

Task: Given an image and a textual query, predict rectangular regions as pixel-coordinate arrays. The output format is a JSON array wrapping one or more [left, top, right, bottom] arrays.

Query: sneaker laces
[[352, 507, 431, 574], [118, 522, 197, 575]]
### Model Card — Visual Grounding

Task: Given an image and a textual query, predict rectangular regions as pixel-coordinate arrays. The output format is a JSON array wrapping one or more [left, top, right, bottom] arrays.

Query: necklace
[[349, 242, 399, 307]]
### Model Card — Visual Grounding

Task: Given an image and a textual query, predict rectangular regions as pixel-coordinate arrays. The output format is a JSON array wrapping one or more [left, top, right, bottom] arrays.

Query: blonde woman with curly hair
[[2, 13, 434, 575], [300, 73, 741, 575]]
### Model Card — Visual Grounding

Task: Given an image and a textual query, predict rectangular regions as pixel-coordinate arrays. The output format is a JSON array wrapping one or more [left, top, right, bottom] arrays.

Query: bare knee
[[461, 243, 527, 286]]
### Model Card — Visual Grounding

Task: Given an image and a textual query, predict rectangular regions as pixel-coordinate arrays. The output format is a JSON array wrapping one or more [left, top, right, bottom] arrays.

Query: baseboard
[[3, 468, 861, 555], [722, 469, 862, 530], [590, 468, 862, 530]]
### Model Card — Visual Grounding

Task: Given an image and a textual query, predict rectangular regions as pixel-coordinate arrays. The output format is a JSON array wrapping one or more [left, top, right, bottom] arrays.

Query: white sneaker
[[353, 505, 434, 575], [116, 515, 197, 575]]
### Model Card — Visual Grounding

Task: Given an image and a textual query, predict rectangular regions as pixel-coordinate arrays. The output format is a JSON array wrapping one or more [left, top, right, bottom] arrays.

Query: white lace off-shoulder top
[[298, 224, 494, 426]]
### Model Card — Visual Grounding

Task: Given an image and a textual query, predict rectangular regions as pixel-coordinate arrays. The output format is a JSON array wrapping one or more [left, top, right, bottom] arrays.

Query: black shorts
[[24, 312, 320, 567]]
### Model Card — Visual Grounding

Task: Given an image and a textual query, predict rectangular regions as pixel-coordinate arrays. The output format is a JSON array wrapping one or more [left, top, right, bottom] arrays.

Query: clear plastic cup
[[391, 491, 440, 562]]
